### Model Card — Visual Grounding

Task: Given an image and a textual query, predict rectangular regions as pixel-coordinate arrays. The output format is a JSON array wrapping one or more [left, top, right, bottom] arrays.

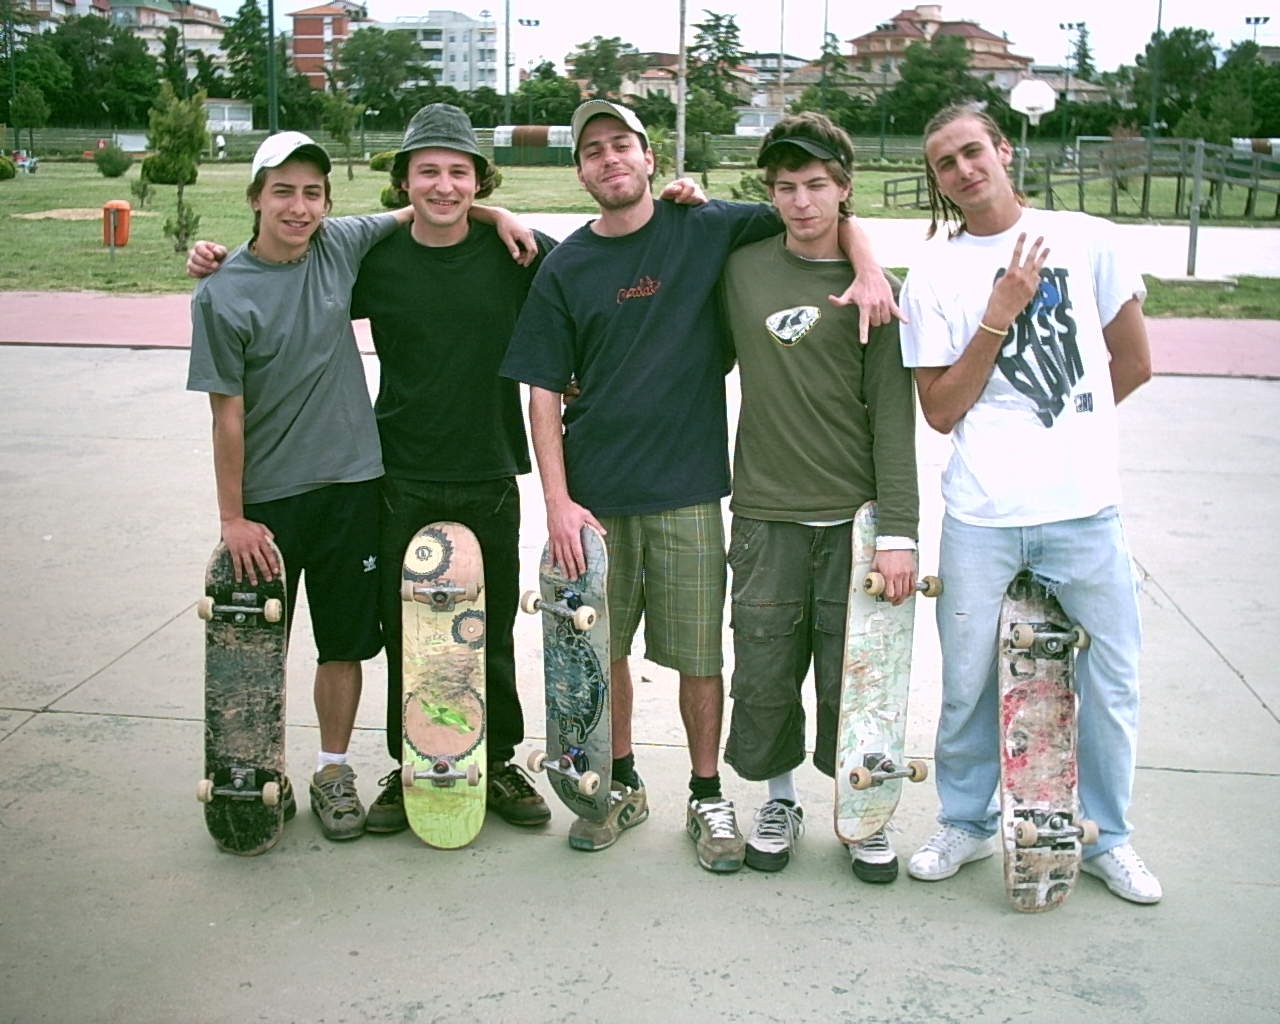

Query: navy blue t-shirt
[[500, 199, 780, 516]]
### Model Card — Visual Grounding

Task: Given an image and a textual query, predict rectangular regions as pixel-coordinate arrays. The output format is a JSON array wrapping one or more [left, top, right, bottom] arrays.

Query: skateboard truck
[[401, 579, 480, 611], [1012, 810, 1100, 848], [196, 766, 281, 806], [196, 594, 283, 623], [848, 751, 929, 791], [1010, 622, 1090, 655], [527, 747, 601, 796], [401, 758, 481, 789], [862, 573, 943, 599], [520, 589, 597, 632]]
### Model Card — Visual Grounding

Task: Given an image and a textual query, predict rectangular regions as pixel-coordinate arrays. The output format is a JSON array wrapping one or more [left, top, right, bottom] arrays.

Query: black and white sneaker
[[744, 799, 805, 873], [849, 827, 898, 883]]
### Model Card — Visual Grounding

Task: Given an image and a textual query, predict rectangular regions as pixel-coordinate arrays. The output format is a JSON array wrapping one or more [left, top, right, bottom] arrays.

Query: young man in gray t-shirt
[[187, 132, 411, 841]]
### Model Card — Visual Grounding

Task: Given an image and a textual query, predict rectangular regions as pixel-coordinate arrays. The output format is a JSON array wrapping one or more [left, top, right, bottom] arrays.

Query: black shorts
[[245, 479, 382, 663]]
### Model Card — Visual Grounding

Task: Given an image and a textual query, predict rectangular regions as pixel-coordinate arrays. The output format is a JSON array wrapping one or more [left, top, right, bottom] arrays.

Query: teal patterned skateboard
[[834, 502, 940, 845], [521, 526, 611, 822]]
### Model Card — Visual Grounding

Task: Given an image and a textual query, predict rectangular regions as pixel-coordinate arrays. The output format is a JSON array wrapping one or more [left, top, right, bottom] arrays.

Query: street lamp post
[[1245, 16, 1269, 122], [503, 6, 539, 124], [6, 2, 20, 151], [1147, 0, 1163, 137], [1058, 22, 1084, 151], [265, 0, 278, 133], [875, 23, 896, 161]]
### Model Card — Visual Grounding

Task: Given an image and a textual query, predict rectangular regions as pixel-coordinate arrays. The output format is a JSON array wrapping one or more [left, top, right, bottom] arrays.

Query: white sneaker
[[1082, 843, 1163, 904], [744, 799, 804, 873], [849, 827, 898, 883], [908, 824, 997, 881]]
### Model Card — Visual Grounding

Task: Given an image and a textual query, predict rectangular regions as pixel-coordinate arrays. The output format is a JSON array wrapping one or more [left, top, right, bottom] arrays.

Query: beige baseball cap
[[570, 100, 649, 158]]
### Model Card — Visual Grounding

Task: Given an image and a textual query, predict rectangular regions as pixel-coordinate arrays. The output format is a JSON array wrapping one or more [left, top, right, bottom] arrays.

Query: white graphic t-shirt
[[899, 208, 1146, 527]]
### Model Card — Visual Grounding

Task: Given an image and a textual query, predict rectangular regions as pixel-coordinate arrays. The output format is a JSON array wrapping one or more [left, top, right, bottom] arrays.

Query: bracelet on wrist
[[978, 321, 1008, 338]]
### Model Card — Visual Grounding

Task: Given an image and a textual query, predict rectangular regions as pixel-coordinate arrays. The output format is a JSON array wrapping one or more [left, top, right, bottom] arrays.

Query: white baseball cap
[[250, 131, 332, 179], [570, 100, 649, 158]]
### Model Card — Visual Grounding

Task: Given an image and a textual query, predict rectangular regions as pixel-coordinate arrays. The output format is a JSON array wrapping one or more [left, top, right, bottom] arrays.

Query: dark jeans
[[379, 475, 524, 764]]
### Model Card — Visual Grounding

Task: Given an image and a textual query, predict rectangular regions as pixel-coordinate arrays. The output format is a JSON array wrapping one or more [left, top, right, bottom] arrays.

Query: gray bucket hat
[[398, 103, 488, 175]]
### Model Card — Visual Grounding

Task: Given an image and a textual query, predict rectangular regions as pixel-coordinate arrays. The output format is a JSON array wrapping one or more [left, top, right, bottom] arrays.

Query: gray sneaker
[[568, 776, 649, 851], [309, 763, 366, 840], [687, 797, 746, 873]]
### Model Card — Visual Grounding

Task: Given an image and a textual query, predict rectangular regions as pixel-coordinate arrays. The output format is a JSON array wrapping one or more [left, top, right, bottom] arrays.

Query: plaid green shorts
[[599, 501, 726, 677]]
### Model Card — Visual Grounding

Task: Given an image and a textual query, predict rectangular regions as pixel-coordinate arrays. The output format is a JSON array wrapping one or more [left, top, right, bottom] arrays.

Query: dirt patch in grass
[[12, 208, 158, 220]]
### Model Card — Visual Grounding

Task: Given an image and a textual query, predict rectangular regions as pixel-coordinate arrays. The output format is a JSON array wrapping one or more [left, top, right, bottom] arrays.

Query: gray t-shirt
[[187, 213, 397, 504]]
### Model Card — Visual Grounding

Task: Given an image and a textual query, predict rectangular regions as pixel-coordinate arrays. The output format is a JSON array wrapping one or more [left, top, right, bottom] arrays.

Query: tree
[[191, 49, 225, 98], [160, 25, 188, 96], [460, 86, 503, 128], [144, 82, 207, 252], [628, 91, 676, 131], [791, 85, 874, 135], [689, 11, 744, 105], [47, 15, 158, 126], [513, 63, 582, 125], [221, 0, 267, 124], [319, 91, 359, 181], [337, 27, 424, 125], [1132, 26, 1216, 135], [884, 36, 999, 134], [10, 81, 48, 151], [570, 35, 641, 98], [1072, 25, 1097, 82], [685, 85, 735, 135], [274, 37, 322, 130]]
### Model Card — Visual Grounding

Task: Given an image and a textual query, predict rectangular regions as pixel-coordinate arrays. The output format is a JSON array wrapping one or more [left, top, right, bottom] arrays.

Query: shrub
[[0, 155, 15, 180], [369, 149, 397, 172], [380, 183, 406, 209], [94, 144, 133, 178], [129, 176, 154, 209], [141, 151, 197, 186]]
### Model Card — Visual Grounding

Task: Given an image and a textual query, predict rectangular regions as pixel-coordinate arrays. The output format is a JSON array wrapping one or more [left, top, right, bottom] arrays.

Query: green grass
[[1, 161, 1277, 314]]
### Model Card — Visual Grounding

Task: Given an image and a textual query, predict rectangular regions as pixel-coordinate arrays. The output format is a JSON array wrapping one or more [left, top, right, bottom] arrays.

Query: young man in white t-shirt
[[898, 105, 1161, 903]]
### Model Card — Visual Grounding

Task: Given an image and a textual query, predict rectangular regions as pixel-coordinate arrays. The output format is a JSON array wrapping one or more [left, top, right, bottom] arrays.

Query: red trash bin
[[102, 200, 131, 247]]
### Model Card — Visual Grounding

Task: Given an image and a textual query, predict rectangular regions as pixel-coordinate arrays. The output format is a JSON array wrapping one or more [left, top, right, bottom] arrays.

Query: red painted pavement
[[0, 290, 1277, 379]]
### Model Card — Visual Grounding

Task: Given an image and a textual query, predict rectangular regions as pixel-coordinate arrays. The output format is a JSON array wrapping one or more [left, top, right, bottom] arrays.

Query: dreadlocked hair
[[922, 103, 1024, 240]]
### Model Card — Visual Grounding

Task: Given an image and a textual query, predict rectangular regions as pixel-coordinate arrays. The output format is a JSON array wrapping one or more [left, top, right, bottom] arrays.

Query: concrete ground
[[0, 219, 1278, 1024]]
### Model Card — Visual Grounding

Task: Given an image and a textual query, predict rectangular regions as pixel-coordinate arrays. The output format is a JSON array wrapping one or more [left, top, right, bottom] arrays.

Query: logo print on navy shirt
[[992, 266, 1087, 427]]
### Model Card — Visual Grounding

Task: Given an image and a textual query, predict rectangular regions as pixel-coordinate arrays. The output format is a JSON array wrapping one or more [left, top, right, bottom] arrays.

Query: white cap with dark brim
[[251, 131, 332, 179], [570, 100, 649, 157]]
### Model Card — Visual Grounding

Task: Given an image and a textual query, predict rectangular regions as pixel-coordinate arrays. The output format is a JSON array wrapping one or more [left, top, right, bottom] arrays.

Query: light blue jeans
[[934, 507, 1142, 855]]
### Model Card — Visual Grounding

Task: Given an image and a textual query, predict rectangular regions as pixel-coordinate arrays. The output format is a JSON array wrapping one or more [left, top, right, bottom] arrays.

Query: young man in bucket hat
[[187, 131, 413, 841], [352, 103, 560, 833], [500, 99, 901, 873]]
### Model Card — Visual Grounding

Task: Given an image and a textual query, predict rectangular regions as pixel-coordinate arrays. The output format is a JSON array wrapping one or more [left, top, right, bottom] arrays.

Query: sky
[[245, 0, 1277, 83]]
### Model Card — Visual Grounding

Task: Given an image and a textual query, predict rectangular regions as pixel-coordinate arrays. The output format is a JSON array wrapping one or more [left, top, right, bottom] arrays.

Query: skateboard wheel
[[196, 778, 214, 803], [1011, 624, 1037, 649], [462, 581, 480, 602], [850, 766, 874, 791], [401, 763, 417, 789], [578, 771, 601, 797], [196, 596, 215, 621], [401, 580, 417, 603], [263, 599, 283, 624], [1071, 626, 1091, 650], [862, 571, 886, 597], [907, 759, 929, 783], [527, 750, 548, 774], [572, 605, 597, 632], [1014, 820, 1039, 846], [466, 762, 481, 787], [262, 781, 280, 807], [920, 575, 943, 599], [1079, 818, 1100, 845], [519, 590, 542, 615]]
